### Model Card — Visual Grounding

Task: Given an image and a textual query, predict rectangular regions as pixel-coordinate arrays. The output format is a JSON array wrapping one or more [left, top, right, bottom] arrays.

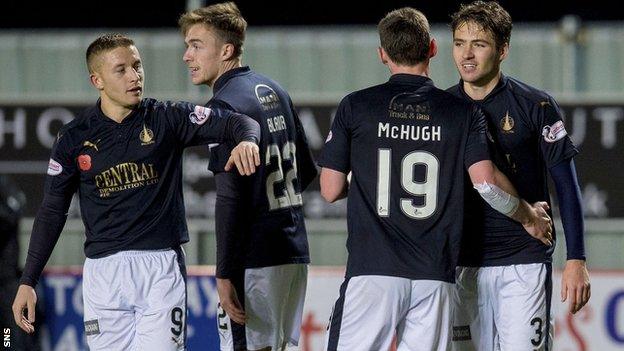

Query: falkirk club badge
[[140, 124, 154, 145], [500, 111, 515, 133]]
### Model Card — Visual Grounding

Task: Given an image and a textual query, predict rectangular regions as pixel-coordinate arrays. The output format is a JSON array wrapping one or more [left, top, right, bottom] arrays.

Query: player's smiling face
[[183, 24, 224, 87], [91, 45, 144, 109], [452, 21, 507, 87]]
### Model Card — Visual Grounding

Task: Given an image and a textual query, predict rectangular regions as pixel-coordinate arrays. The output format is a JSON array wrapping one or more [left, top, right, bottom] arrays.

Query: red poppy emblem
[[78, 154, 92, 171]]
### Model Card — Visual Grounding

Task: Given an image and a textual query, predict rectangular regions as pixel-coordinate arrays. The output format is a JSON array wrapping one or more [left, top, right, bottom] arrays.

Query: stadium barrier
[[37, 266, 624, 351]]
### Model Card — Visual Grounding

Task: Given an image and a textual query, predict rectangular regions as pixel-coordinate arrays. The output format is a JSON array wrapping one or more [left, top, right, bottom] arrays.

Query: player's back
[[209, 67, 316, 269], [319, 74, 489, 282]]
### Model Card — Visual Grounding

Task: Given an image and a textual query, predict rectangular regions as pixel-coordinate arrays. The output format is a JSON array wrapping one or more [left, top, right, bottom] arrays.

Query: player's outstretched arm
[[468, 160, 553, 245], [167, 101, 261, 166], [224, 141, 260, 176], [12, 284, 37, 333], [320, 168, 348, 203]]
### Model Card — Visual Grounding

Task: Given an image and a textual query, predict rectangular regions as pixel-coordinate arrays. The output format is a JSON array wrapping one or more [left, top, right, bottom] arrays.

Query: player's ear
[[378, 47, 388, 65], [499, 42, 509, 62], [89, 72, 104, 91], [428, 38, 438, 59], [221, 43, 235, 61]]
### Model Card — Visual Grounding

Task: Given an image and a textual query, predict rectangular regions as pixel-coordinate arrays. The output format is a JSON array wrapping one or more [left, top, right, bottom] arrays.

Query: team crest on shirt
[[189, 105, 211, 125], [47, 159, 63, 176], [139, 123, 154, 145], [500, 111, 515, 133], [542, 120, 567, 143]]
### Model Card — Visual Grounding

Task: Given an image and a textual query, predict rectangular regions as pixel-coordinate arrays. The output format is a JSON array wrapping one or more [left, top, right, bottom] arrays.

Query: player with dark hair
[[318, 7, 552, 351], [448, 2, 590, 350], [12, 33, 261, 351], [180, 3, 317, 351]]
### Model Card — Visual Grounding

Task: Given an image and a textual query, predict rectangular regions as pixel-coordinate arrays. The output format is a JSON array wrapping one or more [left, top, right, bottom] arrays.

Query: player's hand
[[12, 284, 37, 334], [562, 259, 591, 314], [216, 278, 246, 324], [224, 141, 261, 176], [522, 201, 553, 246]]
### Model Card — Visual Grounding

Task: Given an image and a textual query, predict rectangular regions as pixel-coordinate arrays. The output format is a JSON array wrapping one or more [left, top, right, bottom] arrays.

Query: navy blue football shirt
[[208, 67, 317, 277], [448, 74, 578, 266], [318, 74, 490, 283], [20, 98, 260, 287]]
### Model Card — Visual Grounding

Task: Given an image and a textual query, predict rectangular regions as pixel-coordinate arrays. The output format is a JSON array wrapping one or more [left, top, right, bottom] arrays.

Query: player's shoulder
[[445, 83, 464, 99], [352, 82, 386, 97], [214, 72, 248, 96], [340, 83, 389, 106], [216, 69, 293, 113], [143, 97, 191, 112], [342, 82, 472, 113], [217, 69, 287, 96], [251, 71, 287, 91], [58, 105, 98, 143], [423, 85, 475, 117], [242, 70, 293, 106], [432, 85, 471, 106], [443, 83, 478, 105], [505, 76, 556, 106], [143, 98, 203, 123], [139, 97, 168, 115]]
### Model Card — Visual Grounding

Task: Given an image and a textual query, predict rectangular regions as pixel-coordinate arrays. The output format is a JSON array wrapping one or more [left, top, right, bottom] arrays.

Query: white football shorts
[[452, 263, 553, 351], [326, 275, 454, 351], [82, 247, 187, 351], [218, 263, 308, 351]]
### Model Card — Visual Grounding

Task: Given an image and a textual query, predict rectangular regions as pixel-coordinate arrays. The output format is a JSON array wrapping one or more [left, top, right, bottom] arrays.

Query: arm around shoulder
[[468, 160, 553, 245]]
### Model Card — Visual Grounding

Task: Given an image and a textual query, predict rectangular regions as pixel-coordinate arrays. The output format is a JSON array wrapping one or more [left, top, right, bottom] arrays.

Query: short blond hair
[[178, 2, 247, 58], [86, 34, 135, 73]]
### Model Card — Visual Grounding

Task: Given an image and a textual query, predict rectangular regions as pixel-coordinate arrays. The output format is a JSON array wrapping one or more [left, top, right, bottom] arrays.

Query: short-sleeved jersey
[[318, 74, 490, 283], [208, 67, 317, 269], [47, 98, 246, 258], [448, 75, 578, 266]]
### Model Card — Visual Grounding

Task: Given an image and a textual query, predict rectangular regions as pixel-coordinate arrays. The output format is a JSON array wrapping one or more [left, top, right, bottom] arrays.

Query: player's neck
[[389, 61, 430, 78], [100, 96, 136, 123], [462, 71, 502, 101], [211, 59, 243, 88]]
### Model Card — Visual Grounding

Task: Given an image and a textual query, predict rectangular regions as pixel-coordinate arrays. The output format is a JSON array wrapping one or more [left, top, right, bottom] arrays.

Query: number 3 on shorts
[[530, 317, 544, 346]]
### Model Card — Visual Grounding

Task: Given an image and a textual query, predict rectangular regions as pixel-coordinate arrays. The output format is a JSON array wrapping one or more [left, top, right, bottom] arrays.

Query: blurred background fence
[[2, 22, 623, 269], [1, 15, 624, 350]]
